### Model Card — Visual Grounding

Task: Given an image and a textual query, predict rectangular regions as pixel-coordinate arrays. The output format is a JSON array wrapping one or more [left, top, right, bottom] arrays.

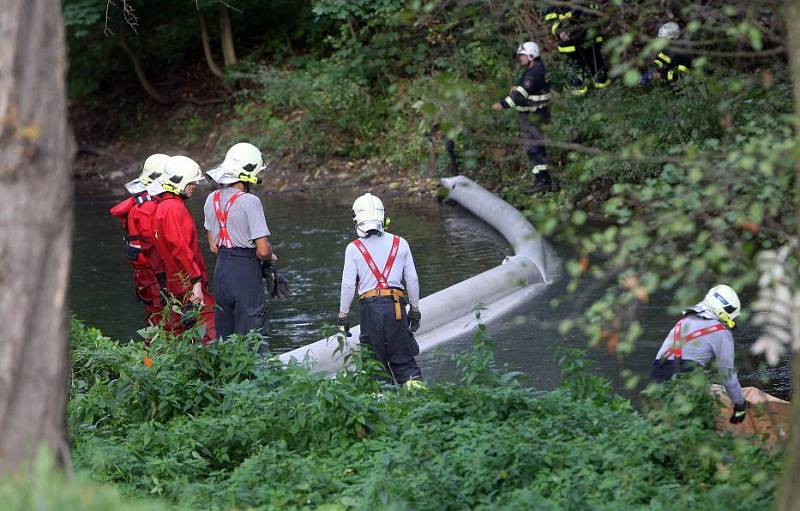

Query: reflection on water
[[71, 185, 791, 399], [70, 186, 511, 352]]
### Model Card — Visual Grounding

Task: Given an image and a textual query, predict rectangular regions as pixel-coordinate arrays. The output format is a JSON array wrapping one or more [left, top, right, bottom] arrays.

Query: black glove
[[180, 304, 197, 329], [730, 400, 750, 424], [337, 315, 351, 337], [262, 260, 292, 300], [408, 307, 421, 333], [273, 268, 292, 299]]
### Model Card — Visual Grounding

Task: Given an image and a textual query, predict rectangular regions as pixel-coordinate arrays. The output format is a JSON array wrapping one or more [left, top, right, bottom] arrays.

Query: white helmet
[[352, 193, 385, 238], [157, 155, 205, 195], [207, 142, 266, 185], [124, 153, 169, 194], [658, 22, 681, 40], [516, 41, 541, 59], [700, 284, 741, 327]]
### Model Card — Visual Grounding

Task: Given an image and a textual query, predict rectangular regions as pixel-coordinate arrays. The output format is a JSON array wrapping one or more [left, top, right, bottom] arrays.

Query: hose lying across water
[[279, 175, 553, 374]]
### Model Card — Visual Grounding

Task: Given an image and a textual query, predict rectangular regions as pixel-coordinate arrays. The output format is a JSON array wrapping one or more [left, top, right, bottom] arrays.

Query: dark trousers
[[650, 358, 699, 382], [359, 296, 422, 384], [518, 111, 550, 170], [213, 247, 267, 340]]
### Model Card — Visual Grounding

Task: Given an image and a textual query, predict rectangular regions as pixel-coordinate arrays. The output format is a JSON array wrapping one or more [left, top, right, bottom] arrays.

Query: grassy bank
[[66, 318, 781, 510]]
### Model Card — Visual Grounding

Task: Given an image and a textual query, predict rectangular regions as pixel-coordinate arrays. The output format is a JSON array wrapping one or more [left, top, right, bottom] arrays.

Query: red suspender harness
[[213, 190, 245, 248], [353, 234, 400, 289], [662, 319, 726, 360]]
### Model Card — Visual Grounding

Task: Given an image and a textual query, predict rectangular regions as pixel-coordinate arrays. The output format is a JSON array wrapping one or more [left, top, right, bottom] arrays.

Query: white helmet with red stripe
[[125, 153, 169, 194], [700, 284, 741, 328], [352, 193, 385, 238]]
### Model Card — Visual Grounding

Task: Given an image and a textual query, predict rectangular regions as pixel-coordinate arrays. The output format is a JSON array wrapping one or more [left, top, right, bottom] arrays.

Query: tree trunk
[[0, 0, 74, 473], [197, 10, 225, 79], [778, 1, 800, 509], [219, 3, 237, 67], [118, 28, 174, 105]]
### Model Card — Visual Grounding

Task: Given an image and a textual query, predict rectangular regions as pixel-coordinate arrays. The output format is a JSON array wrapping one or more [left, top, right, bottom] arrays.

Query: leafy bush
[[69, 318, 781, 510]]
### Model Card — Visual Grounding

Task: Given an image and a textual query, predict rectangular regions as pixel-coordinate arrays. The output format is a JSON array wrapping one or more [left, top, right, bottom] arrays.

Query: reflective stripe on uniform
[[504, 96, 516, 108], [513, 86, 529, 98], [594, 79, 611, 89], [558, 45, 576, 53], [516, 104, 547, 112], [658, 52, 672, 64], [677, 64, 689, 72], [544, 12, 558, 21], [528, 93, 551, 102], [654, 59, 664, 68], [595, 36, 603, 43], [572, 85, 588, 95], [213, 190, 245, 249], [667, 70, 674, 81], [531, 164, 549, 174]]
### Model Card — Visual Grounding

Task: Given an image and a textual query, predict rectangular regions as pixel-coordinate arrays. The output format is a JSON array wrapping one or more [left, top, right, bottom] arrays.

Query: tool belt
[[359, 288, 406, 320]]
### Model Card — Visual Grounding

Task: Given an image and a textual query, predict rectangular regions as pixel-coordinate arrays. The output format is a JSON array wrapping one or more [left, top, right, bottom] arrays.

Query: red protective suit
[[152, 193, 216, 343], [110, 193, 165, 325]]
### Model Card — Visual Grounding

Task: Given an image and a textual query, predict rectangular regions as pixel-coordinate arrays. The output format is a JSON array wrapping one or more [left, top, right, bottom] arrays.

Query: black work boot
[[528, 170, 554, 195]]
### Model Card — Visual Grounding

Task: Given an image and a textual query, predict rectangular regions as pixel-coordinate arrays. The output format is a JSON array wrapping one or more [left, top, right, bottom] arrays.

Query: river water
[[70, 186, 791, 398]]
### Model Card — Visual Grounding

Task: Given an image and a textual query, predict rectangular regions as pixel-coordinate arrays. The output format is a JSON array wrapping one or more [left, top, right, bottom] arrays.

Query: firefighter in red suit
[[109, 154, 169, 325], [148, 155, 216, 343]]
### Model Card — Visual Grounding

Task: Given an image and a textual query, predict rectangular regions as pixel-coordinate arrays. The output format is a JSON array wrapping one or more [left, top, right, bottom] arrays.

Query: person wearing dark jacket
[[642, 22, 694, 85], [492, 41, 554, 194], [544, 2, 611, 95]]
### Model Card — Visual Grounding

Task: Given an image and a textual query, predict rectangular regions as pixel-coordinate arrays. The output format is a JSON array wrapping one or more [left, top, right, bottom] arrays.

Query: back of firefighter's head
[[352, 193, 385, 238], [124, 153, 169, 195], [516, 41, 541, 65], [161, 155, 205, 197], [658, 22, 681, 40], [700, 284, 741, 328], [207, 142, 266, 188]]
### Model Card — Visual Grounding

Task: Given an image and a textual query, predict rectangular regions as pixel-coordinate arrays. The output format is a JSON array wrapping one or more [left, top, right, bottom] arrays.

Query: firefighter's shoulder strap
[[662, 319, 726, 360], [213, 190, 245, 248], [352, 234, 401, 290]]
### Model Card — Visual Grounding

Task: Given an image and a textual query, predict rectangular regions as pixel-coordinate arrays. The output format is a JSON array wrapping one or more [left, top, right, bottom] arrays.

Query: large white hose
[[278, 175, 551, 374]]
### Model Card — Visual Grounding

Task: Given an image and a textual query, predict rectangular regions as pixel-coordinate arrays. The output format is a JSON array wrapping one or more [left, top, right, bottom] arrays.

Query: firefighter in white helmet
[[492, 41, 555, 194], [204, 142, 275, 341], [149, 155, 216, 343], [642, 22, 693, 84], [650, 284, 750, 423], [109, 154, 170, 325], [338, 193, 423, 387]]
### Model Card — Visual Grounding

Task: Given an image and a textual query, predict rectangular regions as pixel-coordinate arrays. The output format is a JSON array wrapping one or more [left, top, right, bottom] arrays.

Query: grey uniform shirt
[[203, 187, 270, 248], [339, 233, 420, 314], [655, 313, 745, 405]]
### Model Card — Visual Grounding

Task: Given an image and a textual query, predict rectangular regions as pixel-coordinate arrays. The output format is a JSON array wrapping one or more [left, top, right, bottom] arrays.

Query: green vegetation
[[59, 1, 796, 507], [68, 319, 781, 510]]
